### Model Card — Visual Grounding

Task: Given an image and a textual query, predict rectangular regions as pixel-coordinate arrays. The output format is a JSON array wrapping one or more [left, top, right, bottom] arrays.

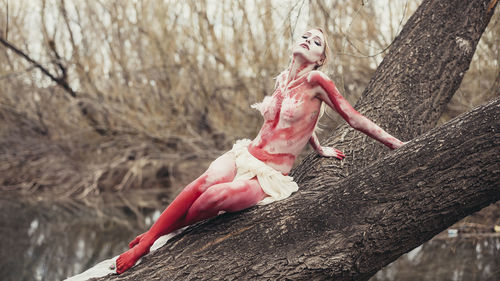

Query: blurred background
[[0, 0, 498, 280]]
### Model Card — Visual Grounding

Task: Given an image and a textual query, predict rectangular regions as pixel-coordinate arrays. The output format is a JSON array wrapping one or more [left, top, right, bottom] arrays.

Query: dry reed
[[0, 0, 498, 198]]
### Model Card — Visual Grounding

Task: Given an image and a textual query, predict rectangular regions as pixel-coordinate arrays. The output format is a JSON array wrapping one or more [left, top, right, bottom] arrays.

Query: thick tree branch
[[293, 0, 498, 184], [96, 0, 498, 280], [102, 98, 499, 281]]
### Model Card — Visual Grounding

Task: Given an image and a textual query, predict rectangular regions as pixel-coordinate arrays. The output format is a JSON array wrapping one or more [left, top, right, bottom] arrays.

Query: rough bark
[[101, 99, 499, 281], [293, 0, 497, 184], [99, 0, 498, 280]]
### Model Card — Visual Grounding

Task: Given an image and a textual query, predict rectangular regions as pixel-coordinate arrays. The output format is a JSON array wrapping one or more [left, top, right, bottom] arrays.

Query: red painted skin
[[115, 29, 404, 274]]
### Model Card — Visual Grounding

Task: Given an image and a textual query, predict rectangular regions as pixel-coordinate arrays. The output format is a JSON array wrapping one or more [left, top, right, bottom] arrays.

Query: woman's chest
[[253, 85, 319, 123]]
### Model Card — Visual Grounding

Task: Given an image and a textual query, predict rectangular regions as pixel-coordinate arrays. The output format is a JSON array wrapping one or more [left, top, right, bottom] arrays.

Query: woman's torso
[[249, 75, 322, 174]]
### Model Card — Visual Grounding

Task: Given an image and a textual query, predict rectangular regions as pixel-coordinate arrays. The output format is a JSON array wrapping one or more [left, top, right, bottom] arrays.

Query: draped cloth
[[231, 139, 299, 205]]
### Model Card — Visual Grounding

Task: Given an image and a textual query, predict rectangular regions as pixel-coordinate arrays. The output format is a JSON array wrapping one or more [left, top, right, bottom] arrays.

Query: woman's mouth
[[300, 43, 309, 50]]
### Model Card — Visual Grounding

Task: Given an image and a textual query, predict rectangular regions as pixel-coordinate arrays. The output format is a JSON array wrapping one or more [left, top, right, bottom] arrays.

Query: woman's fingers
[[321, 147, 345, 160], [334, 148, 345, 159]]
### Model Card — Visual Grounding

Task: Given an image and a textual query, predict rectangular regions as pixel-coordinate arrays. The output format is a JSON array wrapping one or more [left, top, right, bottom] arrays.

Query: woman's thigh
[[181, 150, 237, 196], [185, 179, 267, 222]]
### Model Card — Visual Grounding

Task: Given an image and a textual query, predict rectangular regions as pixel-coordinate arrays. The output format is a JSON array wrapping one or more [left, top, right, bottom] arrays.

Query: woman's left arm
[[308, 71, 404, 149]]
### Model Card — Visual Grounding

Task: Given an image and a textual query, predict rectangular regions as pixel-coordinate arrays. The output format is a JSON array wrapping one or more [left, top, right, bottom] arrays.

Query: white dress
[[231, 139, 299, 205]]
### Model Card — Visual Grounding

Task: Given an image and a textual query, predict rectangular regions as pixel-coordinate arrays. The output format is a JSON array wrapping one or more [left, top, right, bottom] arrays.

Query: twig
[[0, 36, 77, 98], [5, 0, 8, 40]]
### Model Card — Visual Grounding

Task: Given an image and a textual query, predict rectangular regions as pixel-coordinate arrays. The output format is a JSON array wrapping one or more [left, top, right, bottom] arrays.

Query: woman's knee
[[205, 152, 236, 182], [182, 152, 236, 194], [183, 173, 211, 194]]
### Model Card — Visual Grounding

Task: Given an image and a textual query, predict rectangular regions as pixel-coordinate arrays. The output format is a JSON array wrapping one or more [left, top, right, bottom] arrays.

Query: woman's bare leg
[[183, 178, 267, 225], [128, 179, 267, 249], [116, 152, 237, 274]]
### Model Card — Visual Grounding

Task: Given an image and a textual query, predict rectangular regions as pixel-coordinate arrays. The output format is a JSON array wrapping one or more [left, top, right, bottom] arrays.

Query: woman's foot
[[128, 232, 146, 248], [116, 238, 152, 274]]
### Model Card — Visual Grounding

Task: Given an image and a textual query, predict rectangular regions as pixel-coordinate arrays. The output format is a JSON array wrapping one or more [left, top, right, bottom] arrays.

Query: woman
[[115, 28, 404, 274]]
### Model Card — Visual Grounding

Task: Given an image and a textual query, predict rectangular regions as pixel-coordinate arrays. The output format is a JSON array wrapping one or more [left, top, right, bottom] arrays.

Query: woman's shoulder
[[307, 70, 331, 84]]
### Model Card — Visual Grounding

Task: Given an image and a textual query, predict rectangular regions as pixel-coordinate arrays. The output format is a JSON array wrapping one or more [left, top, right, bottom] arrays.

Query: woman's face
[[292, 29, 325, 65]]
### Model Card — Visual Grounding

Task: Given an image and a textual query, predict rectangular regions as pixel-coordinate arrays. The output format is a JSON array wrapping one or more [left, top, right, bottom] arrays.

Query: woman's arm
[[309, 131, 345, 159], [308, 71, 404, 149]]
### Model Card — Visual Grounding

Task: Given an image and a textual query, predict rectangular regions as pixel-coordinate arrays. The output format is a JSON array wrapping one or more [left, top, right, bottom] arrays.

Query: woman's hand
[[309, 132, 345, 160], [393, 141, 409, 149], [318, 146, 345, 159]]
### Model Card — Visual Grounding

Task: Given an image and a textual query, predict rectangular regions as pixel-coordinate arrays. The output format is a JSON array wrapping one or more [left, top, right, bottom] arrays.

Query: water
[[371, 235, 500, 281], [0, 190, 171, 281], [1, 192, 498, 281]]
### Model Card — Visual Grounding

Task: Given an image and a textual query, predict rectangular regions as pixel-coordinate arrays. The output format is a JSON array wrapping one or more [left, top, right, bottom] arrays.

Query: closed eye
[[315, 41, 321, 46]]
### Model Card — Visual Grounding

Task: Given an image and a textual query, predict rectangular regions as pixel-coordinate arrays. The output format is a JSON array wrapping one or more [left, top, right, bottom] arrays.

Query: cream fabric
[[231, 139, 299, 205]]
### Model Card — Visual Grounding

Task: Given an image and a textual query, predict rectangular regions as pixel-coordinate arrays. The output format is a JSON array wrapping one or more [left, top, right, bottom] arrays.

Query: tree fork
[[97, 0, 498, 280], [293, 0, 498, 184]]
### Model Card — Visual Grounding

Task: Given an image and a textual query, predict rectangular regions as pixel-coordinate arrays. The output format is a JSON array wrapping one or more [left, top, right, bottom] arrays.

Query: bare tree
[[1, 0, 498, 196], [96, 0, 499, 280]]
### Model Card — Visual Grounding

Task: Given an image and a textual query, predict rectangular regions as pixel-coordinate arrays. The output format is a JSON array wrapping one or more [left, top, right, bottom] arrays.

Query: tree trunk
[[99, 0, 498, 280], [294, 0, 498, 184], [101, 99, 499, 281]]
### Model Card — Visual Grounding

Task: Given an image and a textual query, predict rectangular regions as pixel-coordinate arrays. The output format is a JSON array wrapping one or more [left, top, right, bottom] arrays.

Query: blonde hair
[[312, 28, 329, 130], [313, 27, 330, 70]]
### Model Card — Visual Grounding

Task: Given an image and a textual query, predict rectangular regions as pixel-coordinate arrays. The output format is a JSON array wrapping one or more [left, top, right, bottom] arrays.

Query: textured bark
[[101, 99, 499, 281], [99, 0, 498, 280], [293, 0, 497, 184]]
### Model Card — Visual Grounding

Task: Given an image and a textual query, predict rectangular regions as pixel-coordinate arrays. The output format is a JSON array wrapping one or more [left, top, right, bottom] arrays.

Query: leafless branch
[[0, 36, 76, 97]]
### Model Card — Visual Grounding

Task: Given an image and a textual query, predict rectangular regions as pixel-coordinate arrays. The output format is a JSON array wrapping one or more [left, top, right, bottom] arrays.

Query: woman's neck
[[286, 56, 316, 83]]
